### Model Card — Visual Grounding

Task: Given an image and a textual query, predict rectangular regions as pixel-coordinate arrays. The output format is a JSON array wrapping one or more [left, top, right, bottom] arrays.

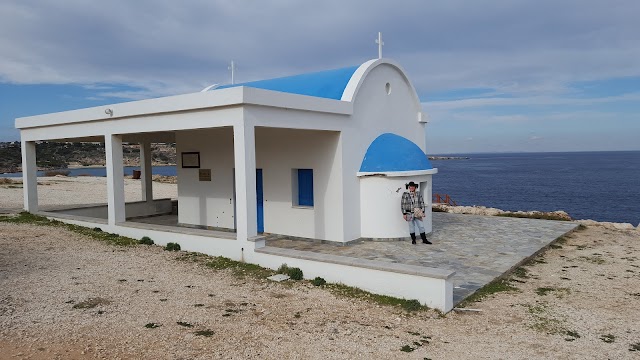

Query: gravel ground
[[1, 177, 639, 359]]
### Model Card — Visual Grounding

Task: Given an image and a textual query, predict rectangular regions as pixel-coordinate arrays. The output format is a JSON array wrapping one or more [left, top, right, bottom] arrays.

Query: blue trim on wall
[[256, 169, 264, 233], [217, 66, 359, 100], [360, 133, 433, 172], [297, 169, 314, 206]]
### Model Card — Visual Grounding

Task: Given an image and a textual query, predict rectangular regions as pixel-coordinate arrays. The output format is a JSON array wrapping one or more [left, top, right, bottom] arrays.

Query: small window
[[293, 169, 314, 207]]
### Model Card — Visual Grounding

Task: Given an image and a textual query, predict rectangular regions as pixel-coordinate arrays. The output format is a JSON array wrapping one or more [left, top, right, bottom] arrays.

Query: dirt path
[[0, 221, 638, 359]]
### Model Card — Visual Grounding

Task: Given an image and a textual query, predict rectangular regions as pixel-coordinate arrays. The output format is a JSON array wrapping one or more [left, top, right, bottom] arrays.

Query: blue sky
[[1, 0, 638, 153]]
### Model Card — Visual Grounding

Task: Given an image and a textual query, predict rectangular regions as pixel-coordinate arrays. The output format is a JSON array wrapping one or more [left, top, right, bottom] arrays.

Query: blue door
[[256, 169, 264, 233]]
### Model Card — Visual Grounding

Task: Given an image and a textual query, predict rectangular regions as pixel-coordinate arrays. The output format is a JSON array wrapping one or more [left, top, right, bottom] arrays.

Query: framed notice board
[[181, 152, 200, 168]]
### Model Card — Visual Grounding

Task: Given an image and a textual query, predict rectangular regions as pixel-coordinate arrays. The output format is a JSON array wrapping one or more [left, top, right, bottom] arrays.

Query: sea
[[430, 151, 639, 225], [3, 151, 639, 225]]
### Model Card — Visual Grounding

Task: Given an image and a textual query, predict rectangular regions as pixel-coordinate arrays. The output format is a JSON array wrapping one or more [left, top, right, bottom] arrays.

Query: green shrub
[[513, 267, 529, 279], [203, 256, 275, 279], [165, 242, 181, 251], [311, 277, 326, 286], [276, 263, 302, 280], [401, 299, 423, 312], [458, 279, 518, 307], [326, 283, 431, 312], [277, 263, 290, 274], [139, 236, 154, 245], [287, 267, 303, 280], [92, 227, 102, 232]]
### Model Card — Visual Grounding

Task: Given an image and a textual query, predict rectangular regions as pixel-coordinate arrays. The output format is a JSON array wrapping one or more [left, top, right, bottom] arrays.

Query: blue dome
[[216, 65, 360, 100], [360, 133, 433, 172]]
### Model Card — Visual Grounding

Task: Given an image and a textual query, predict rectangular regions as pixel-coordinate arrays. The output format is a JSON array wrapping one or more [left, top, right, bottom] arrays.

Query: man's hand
[[403, 214, 408, 221]]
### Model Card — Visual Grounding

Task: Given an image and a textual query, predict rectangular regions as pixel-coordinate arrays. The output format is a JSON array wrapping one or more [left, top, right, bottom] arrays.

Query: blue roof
[[216, 65, 360, 100], [360, 133, 433, 172]]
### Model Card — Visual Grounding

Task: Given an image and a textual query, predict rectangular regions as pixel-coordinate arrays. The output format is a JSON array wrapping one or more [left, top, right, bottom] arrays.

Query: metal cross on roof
[[375, 32, 384, 59], [228, 60, 236, 85]]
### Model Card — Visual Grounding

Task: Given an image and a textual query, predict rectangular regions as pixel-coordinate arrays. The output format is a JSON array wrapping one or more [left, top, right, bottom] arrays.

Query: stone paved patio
[[265, 212, 578, 304]]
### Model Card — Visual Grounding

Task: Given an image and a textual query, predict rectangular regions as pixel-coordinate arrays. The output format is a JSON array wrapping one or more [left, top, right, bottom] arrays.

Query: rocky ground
[[0, 177, 639, 359]]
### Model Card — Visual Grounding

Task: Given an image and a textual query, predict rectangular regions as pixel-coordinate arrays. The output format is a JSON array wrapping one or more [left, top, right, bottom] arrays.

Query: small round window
[[385, 82, 391, 95]]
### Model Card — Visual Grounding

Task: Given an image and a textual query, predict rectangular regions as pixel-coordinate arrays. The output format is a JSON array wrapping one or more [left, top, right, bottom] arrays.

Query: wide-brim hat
[[405, 181, 419, 189]]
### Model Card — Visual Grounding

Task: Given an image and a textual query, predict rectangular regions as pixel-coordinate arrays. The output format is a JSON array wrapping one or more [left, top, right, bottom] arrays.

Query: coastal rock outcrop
[[433, 204, 637, 229], [576, 219, 636, 230], [432, 204, 572, 221]]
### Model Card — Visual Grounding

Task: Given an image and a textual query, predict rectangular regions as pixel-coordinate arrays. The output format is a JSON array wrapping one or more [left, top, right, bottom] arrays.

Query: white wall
[[255, 127, 343, 240], [55, 199, 173, 219], [420, 177, 434, 232], [342, 63, 427, 241], [360, 175, 433, 238], [176, 125, 344, 241], [247, 248, 454, 312], [176, 127, 236, 228]]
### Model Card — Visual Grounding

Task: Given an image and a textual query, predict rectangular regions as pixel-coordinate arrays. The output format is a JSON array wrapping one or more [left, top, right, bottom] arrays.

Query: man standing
[[401, 181, 432, 245]]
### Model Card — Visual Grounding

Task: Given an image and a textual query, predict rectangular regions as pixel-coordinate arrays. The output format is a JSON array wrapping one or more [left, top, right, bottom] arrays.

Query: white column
[[233, 124, 257, 242], [140, 141, 153, 202], [21, 140, 38, 212], [105, 134, 126, 225]]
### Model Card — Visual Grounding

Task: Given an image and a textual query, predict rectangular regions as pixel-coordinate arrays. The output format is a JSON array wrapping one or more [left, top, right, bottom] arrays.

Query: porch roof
[[15, 86, 353, 132]]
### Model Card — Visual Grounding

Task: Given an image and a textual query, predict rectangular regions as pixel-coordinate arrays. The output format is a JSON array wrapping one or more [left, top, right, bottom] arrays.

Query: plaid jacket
[[401, 191, 424, 214]]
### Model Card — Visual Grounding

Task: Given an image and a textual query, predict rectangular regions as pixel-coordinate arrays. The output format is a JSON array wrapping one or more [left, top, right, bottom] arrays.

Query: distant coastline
[[428, 156, 470, 160]]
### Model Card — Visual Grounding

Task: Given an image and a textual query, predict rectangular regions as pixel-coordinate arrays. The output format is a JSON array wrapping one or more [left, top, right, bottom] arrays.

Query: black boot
[[410, 233, 417, 245], [420, 232, 432, 244]]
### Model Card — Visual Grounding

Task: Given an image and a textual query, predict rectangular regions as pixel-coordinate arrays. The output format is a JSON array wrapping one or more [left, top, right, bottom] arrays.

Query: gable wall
[[342, 63, 426, 240]]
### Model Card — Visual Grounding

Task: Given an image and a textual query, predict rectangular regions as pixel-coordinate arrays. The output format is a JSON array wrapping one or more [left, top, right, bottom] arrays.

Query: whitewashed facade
[[15, 59, 452, 311]]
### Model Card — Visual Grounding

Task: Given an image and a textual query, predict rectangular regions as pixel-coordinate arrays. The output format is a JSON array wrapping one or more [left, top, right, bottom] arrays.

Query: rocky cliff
[[0, 142, 176, 174]]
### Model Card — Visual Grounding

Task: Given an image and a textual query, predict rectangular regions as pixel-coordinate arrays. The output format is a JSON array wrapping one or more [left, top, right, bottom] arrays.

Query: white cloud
[[423, 92, 640, 114], [1, 0, 639, 151], [1, 0, 638, 98]]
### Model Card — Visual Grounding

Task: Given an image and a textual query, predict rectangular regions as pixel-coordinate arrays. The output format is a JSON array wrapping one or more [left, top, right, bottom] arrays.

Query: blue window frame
[[297, 169, 314, 207]]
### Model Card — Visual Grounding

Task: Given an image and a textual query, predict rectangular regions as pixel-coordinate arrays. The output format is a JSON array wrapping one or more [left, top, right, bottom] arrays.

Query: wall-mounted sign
[[199, 169, 212, 181], [181, 152, 200, 168]]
